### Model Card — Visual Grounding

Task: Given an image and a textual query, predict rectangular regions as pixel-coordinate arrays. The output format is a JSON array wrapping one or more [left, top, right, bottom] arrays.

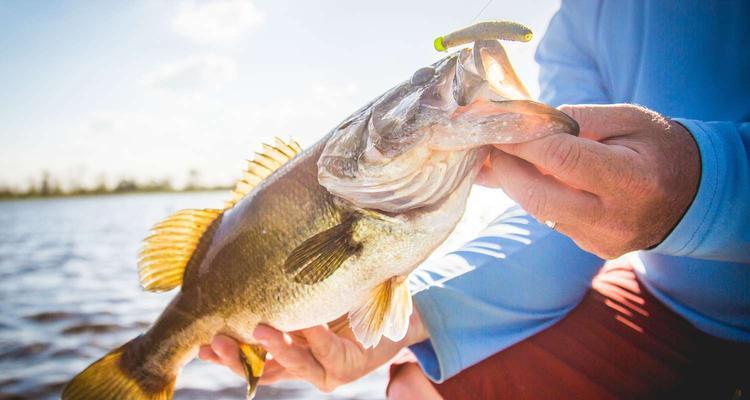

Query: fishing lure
[[434, 20, 533, 52]]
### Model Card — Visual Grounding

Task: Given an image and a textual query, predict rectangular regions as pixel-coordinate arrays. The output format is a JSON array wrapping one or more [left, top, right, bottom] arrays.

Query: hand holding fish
[[478, 104, 701, 259], [199, 311, 428, 392]]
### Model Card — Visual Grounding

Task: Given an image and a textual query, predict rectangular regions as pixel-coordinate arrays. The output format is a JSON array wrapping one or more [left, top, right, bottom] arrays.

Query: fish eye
[[411, 66, 435, 85]]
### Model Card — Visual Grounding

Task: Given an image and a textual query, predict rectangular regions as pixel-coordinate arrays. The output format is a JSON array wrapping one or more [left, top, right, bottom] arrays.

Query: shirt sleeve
[[408, 206, 603, 382], [535, 0, 609, 106], [650, 120, 750, 262]]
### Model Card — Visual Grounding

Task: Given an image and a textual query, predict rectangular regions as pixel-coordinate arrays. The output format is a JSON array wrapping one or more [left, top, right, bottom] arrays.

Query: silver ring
[[544, 220, 557, 230]]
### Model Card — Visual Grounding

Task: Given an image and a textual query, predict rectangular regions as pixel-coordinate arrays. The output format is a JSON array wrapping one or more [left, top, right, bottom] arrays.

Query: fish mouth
[[318, 38, 578, 214], [426, 99, 579, 152], [426, 39, 579, 151]]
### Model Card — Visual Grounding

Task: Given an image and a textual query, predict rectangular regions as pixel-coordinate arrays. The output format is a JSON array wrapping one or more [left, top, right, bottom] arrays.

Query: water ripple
[[0, 192, 388, 399]]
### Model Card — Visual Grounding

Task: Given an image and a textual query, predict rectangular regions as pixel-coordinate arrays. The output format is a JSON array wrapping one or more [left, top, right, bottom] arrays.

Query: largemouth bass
[[63, 23, 577, 400]]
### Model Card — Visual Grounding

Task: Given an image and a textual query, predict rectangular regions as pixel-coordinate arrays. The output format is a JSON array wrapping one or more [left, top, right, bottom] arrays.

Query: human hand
[[198, 309, 428, 392], [477, 104, 701, 259]]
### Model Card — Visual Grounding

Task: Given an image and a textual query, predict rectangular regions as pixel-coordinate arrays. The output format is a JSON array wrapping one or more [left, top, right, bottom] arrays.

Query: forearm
[[408, 207, 604, 382], [362, 307, 428, 370]]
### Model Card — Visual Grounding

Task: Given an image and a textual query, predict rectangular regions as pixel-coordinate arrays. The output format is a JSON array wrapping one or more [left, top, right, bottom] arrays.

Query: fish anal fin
[[348, 276, 413, 348], [284, 215, 361, 284], [239, 343, 267, 399], [138, 208, 223, 292], [224, 137, 302, 210]]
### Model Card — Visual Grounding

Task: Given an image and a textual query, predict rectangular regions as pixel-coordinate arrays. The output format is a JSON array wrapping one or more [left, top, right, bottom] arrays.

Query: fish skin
[[116, 135, 475, 382], [63, 32, 577, 399]]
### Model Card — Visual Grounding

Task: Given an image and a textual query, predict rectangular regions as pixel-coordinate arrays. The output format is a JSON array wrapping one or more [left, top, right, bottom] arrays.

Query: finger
[[495, 132, 630, 193], [198, 345, 220, 364], [301, 325, 342, 363], [489, 150, 604, 225], [210, 335, 245, 376], [476, 161, 501, 188], [258, 360, 295, 385], [558, 104, 667, 141], [259, 369, 295, 385], [253, 324, 327, 387]]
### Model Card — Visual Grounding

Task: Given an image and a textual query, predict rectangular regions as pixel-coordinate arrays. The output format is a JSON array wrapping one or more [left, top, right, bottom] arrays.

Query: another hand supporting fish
[[63, 21, 577, 400]]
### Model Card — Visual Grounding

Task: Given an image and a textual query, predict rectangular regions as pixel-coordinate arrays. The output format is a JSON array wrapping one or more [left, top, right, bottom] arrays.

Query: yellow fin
[[137, 137, 301, 293], [239, 343, 267, 399], [224, 137, 302, 209], [348, 276, 413, 348], [62, 340, 175, 400], [138, 208, 223, 292]]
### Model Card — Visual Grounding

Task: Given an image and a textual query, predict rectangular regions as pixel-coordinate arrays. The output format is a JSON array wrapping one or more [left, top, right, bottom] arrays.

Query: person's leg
[[388, 257, 749, 399]]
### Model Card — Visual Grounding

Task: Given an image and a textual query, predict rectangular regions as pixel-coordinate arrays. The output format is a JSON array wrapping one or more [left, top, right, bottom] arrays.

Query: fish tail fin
[[62, 336, 175, 400]]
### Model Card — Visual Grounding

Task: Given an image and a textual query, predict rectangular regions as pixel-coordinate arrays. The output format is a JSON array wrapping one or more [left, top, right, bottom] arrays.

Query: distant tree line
[[0, 169, 229, 200]]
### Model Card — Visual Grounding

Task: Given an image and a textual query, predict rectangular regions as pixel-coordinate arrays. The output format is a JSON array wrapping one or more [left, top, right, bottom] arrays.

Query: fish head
[[318, 40, 578, 213]]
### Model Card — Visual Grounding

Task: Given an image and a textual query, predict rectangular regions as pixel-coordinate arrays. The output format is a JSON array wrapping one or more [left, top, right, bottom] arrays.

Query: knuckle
[[522, 182, 549, 217], [544, 137, 581, 175]]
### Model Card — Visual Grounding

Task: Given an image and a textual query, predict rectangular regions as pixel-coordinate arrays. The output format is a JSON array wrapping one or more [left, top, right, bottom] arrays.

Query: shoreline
[[0, 188, 230, 202]]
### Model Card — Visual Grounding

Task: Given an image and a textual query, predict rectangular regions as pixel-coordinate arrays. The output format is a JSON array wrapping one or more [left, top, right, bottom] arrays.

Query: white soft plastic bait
[[434, 20, 533, 52]]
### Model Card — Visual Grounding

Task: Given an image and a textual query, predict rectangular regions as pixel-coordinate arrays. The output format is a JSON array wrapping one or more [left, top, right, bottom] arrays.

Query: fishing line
[[470, 0, 494, 23]]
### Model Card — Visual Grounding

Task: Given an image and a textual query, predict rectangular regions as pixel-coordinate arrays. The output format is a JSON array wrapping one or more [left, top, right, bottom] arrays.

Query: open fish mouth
[[318, 39, 578, 214]]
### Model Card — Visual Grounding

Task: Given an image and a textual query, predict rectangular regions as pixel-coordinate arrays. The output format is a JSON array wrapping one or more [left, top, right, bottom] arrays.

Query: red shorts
[[389, 258, 749, 399]]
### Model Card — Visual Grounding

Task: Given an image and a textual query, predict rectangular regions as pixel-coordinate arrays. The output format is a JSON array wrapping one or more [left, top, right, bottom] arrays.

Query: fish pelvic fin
[[62, 336, 175, 400], [349, 276, 413, 348], [284, 214, 362, 284], [239, 343, 267, 399], [138, 208, 223, 292]]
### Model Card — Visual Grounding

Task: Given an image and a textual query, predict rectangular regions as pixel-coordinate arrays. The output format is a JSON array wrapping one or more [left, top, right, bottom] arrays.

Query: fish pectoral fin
[[348, 276, 413, 348], [284, 215, 361, 284], [239, 343, 267, 399]]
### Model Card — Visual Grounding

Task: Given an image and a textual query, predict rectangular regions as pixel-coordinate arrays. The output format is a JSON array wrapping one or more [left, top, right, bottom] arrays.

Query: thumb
[[559, 103, 667, 141]]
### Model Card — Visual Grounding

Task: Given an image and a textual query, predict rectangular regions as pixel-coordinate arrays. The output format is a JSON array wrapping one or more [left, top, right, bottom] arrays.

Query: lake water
[[0, 189, 509, 399]]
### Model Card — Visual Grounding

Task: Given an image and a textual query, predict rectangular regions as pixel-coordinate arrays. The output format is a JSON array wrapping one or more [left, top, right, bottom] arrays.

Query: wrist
[[404, 305, 429, 346]]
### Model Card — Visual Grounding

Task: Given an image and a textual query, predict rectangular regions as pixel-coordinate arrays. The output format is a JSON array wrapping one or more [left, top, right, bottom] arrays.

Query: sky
[[0, 0, 561, 190]]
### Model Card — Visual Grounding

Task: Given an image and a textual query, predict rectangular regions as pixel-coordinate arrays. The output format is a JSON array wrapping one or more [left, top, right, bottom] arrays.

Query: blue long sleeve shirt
[[410, 0, 750, 382]]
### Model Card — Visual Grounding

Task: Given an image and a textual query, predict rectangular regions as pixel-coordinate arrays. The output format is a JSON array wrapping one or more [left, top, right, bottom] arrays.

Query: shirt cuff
[[407, 290, 460, 383], [652, 119, 719, 256]]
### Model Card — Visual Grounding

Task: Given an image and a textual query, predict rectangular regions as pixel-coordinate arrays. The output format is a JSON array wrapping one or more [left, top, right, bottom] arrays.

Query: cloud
[[143, 55, 238, 92], [171, 0, 263, 44]]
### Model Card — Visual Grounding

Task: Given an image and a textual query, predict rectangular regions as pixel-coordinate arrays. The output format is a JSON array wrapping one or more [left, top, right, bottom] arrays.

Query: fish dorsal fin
[[137, 137, 301, 293], [224, 137, 303, 209], [284, 215, 362, 284], [138, 208, 223, 292], [349, 276, 413, 348]]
